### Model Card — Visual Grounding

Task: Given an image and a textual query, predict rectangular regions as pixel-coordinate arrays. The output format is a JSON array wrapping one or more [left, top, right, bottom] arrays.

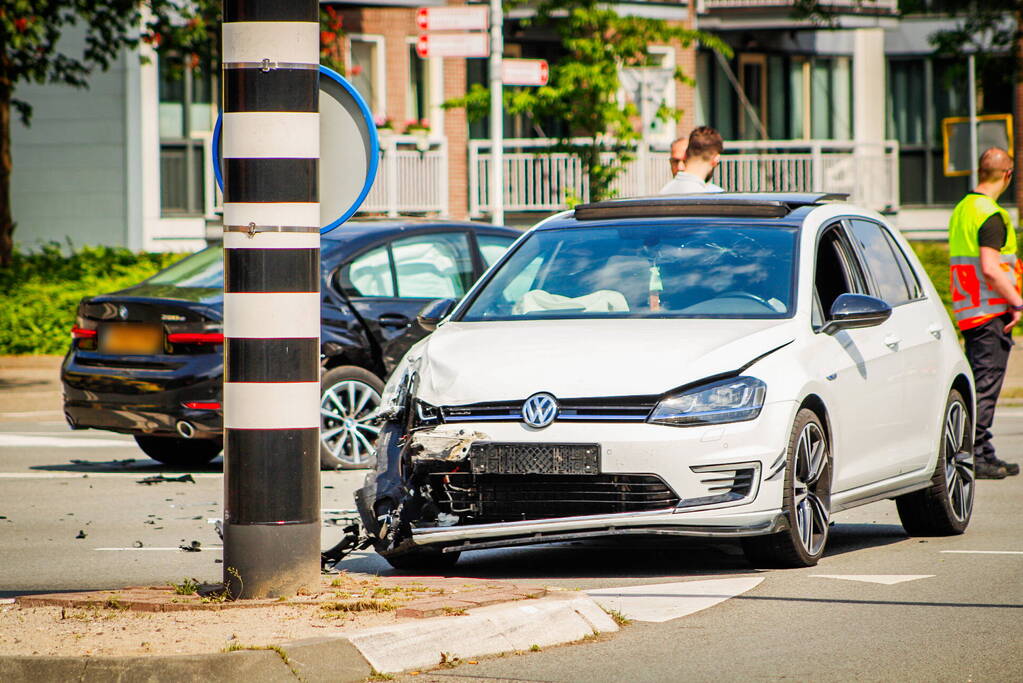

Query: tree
[[0, 0, 344, 268], [444, 0, 728, 203]]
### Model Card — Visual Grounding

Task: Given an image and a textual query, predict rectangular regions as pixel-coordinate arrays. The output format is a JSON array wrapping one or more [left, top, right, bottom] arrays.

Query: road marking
[[0, 411, 63, 419], [940, 550, 1023, 555], [585, 577, 764, 623], [0, 434, 135, 449], [811, 575, 934, 585], [95, 546, 223, 551]]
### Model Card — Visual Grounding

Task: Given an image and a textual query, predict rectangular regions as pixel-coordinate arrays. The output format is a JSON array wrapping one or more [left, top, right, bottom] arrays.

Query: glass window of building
[[158, 57, 215, 216]]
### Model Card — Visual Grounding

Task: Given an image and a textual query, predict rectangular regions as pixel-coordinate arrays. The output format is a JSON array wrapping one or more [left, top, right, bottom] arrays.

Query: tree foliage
[[445, 0, 729, 202]]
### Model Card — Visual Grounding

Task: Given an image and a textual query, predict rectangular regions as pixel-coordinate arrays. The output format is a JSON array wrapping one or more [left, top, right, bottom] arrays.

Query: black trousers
[[962, 314, 1014, 462]]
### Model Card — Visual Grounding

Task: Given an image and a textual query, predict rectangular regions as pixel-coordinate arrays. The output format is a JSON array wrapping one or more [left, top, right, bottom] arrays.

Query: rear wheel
[[896, 389, 974, 536], [134, 435, 222, 469], [319, 366, 384, 470], [743, 408, 832, 568]]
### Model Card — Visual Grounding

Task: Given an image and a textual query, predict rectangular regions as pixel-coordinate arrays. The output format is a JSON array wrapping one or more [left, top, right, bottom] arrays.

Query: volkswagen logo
[[521, 392, 558, 429]]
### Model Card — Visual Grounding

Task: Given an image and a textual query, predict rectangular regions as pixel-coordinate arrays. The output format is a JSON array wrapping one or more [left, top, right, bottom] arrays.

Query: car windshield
[[146, 246, 224, 288], [459, 223, 797, 321]]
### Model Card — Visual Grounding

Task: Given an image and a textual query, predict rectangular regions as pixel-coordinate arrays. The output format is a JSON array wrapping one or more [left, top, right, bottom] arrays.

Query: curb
[[0, 593, 617, 682]]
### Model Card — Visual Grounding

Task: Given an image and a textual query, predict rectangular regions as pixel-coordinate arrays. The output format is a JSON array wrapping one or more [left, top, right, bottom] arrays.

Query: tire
[[382, 548, 461, 572], [134, 435, 222, 469], [896, 389, 974, 536], [319, 366, 384, 470], [743, 408, 832, 568]]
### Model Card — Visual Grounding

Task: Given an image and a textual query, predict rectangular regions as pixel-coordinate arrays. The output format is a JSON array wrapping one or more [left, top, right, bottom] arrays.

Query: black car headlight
[[648, 376, 766, 427]]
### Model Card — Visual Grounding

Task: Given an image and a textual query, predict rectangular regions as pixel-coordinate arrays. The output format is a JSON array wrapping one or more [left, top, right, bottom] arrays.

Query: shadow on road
[[29, 456, 225, 474]]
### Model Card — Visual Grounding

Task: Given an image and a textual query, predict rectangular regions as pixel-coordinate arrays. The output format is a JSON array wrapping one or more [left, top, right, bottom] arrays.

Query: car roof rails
[[572, 193, 850, 221]]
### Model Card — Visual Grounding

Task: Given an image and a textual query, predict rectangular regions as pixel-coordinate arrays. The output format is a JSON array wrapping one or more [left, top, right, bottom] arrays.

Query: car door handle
[[927, 323, 942, 339], [378, 314, 410, 329], [884, 334, 901, 349]]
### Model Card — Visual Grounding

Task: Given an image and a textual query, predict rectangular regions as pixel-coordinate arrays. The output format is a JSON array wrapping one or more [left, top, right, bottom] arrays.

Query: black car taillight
[[71, 326, 98, 350], [166, 332, 224, 345]]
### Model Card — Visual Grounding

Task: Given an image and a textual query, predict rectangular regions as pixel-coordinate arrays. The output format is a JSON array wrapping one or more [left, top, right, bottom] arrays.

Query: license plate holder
[[469, 443, 600, 475], [99, 324, 163, 355]]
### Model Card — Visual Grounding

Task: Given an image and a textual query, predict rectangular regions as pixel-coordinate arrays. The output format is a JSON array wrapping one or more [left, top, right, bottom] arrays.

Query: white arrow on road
[[811, 574, 934, 585], [585, 577, 764, 623]]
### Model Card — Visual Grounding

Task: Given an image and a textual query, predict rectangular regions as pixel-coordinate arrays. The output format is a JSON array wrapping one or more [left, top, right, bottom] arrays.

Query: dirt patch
[[0, 574, 546, 658]]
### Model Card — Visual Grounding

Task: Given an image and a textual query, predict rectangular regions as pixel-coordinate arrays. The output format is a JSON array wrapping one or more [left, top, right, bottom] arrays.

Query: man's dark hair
[[686, 126, 723, 161]]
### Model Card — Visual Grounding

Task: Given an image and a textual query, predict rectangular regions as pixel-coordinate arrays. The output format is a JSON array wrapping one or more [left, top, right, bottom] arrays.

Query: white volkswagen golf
[[355, 193, 975, 569]]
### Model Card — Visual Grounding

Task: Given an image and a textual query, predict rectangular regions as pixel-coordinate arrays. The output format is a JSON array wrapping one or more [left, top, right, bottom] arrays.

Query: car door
[[846, 218, 942, 475], [338, 231, 476, 374], [805, 222, 905, 492]]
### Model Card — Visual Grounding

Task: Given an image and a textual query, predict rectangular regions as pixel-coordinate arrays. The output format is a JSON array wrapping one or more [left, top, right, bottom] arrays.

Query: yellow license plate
[[99, 324, 163, 355]]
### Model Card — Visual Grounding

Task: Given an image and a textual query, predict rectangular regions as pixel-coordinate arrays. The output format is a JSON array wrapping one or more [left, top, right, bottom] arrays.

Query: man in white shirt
[[659, 127, 724, 194]]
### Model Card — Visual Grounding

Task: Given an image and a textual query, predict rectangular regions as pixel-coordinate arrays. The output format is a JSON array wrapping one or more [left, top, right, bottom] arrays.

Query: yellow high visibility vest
[[948, 193, 1022, 331]]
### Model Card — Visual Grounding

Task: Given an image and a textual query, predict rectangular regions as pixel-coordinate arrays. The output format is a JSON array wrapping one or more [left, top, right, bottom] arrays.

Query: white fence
[[360, 135, 448, 217], [469, 138, 900, 216]]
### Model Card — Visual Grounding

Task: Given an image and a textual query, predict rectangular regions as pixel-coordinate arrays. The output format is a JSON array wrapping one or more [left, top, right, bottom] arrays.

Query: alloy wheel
[[943, 399, 974, 524], [793, 421, 830, 557], [320, 379, 382, 467]]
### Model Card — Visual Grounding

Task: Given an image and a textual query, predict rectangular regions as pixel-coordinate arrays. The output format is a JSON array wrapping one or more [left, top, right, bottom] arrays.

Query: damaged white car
[[354, 193, 975, 570]]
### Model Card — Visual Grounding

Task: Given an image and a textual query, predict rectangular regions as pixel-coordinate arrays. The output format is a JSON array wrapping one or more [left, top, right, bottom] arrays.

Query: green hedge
[[0, 244, 187, 355]]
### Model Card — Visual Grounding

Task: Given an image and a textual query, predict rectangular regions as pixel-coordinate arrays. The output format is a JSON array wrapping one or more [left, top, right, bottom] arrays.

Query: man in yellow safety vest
[[948, 147, 1023, 479]]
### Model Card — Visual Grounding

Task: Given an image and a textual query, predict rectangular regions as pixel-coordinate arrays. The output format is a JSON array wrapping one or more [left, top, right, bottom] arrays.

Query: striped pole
[[221, 0, 321, 598]]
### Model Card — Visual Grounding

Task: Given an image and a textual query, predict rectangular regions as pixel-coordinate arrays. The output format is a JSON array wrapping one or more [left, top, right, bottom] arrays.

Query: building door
[[739, 54, 768, 140]]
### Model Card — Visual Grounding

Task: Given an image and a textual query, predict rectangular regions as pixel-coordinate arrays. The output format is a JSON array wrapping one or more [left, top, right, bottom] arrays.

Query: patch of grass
[[529, 644, 542, 652], [320, 598, 398, 613], [441, 606, 467, 616], [438, 652, 461, 668], [222, 643, 297, 677], [103, 597, 128, 611], [367, 670, 395, 681], [171, 578, 200, 596], [603, 608, 631, 627]]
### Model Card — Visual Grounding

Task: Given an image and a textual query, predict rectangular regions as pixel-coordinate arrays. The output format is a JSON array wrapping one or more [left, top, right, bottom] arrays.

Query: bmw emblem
[[521, 392, 559, 429], [118, 305, 129, 320]]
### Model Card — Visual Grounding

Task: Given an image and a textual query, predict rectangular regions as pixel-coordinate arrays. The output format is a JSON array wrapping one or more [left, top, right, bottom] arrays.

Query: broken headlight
[[648, 376, 766, 427], [378, 359, 419, 420]]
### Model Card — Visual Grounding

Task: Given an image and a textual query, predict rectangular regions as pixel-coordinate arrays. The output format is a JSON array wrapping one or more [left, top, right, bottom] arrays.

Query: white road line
[[811, 575, 934, 585], [0, 411, 63, 419], [0, 472, 221, 479], [0, 434, 135, 448], [95, 546, 224, 551], [585, 577, 764, 623], [940, 550, 1023, 555]]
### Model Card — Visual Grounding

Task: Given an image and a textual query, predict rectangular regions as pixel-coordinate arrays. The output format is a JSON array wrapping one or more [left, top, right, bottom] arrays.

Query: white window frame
[[405, 36, 444, 133], [347, 33, 386, 114]]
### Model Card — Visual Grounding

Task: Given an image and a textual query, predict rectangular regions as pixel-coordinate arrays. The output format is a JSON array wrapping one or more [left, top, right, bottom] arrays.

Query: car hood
[[413, 318, 796, 405]]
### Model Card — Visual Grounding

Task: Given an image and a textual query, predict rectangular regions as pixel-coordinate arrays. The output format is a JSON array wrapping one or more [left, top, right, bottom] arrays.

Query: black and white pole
[[221, 0, 321, 598]]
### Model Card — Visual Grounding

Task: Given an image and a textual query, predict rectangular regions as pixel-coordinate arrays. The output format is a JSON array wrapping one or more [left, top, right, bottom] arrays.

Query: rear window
[[146, 246, 223, 288]]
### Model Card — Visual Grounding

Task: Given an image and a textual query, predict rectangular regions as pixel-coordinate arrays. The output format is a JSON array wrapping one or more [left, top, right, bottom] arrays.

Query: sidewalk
[[0, 574, 616, 681]]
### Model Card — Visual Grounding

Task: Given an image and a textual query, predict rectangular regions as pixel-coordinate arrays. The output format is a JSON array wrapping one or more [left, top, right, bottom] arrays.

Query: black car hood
[[106, 284, 225, 307]]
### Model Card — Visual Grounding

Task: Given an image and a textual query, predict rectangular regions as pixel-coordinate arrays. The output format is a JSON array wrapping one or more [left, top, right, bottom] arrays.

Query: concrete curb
[[0, 593, 617, 682]]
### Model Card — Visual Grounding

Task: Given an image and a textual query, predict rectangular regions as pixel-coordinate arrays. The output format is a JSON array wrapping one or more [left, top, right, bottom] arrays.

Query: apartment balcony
[[468, 138, 900, 217], [698, 0, 899, 29]]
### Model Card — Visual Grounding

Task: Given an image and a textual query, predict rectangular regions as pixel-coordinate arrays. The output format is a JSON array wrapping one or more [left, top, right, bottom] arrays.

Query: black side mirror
[[417, 298, 457, 332], [821, 293, 892, 335]]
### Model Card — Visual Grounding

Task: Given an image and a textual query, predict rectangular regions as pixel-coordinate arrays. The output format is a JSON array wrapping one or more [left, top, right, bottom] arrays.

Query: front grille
[[434, 473, 679, 523], [442, 396, 656, 423], [469, 443, 599, 475]]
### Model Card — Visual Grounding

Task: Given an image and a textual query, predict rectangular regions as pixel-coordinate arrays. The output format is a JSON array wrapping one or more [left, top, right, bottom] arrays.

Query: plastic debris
[[179, 540, 202, 552], [137, 474, 196, 485], [75, 530, 86, 539]]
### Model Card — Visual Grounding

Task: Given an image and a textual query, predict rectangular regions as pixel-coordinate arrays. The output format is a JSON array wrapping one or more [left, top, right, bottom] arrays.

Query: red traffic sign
[[416, 32, 489, 59], [502, 59, 550, 86], [416, 7, 488, 32]]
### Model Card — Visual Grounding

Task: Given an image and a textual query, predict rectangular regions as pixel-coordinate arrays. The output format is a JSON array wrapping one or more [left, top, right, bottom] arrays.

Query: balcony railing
[[703, 0, 898, 11], [359, 135, 449, 217], [469, 138, 900, 215]]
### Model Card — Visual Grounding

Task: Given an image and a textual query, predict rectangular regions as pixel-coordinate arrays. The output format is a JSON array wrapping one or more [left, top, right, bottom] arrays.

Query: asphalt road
[[1, 413, 1021, 682]]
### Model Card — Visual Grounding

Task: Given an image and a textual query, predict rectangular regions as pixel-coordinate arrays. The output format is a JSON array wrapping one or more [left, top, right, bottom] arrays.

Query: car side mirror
[[821, 293, 892, 335], [417, 298, 457, 332]]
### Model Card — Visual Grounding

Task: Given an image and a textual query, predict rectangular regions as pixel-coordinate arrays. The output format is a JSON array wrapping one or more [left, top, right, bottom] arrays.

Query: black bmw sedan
[[61, 219, 519, 470]]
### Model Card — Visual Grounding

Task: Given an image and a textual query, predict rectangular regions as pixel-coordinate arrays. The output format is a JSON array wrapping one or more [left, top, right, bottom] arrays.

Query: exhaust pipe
[[176, 420, 196, 439]]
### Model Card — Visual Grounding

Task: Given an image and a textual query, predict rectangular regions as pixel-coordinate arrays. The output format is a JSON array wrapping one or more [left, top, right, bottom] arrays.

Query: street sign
[[214, 66, 379, 234], [416, 32, 489, 58], [502, 58, 549, 86], [415, 6, 488, 32], [942, 114, 1013, 177]]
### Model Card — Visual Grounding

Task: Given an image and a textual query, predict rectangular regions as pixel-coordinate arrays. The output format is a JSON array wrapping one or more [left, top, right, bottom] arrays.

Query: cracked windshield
[[461, 224, 798, 320]]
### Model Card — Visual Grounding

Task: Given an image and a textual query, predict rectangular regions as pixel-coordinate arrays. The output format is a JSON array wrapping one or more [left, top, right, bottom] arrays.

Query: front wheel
[[134, 435, 222, 469], [896, 389, 974, 536], [319, 366, 384, 470], [743, 408, 832, 568]]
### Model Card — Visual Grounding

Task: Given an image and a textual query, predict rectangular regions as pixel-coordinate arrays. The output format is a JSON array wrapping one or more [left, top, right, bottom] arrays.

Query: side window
[[814, 224, 865, 325], [882, 229, 923, 300], [392, 233, 474, 298], [847, 219, 913, 306], [342, 244, 394, 297], [477, 234, 517, 268]]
